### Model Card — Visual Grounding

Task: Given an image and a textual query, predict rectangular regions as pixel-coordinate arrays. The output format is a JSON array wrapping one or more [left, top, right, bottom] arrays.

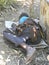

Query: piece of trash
[[5, 21, 19, 28]]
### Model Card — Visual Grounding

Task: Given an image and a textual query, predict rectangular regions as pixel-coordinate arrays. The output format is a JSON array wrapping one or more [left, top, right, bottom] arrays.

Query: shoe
[[25, 46, 36, 64]]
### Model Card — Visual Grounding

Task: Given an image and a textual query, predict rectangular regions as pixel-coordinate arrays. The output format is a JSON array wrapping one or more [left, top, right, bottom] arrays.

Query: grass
[[0, 0, 17, 10]]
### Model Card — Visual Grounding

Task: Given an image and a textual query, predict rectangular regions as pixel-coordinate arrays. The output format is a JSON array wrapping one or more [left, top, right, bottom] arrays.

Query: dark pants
[[3, 31, 26, 47]]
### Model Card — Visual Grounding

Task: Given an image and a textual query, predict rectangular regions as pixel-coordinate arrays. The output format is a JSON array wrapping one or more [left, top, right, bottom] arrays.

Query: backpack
[[18, 18, 42, 44]]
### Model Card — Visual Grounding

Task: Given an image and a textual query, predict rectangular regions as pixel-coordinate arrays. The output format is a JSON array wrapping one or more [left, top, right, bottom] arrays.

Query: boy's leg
[[20, 43, 36, 64], [3, 31, 25, 46], [3, 31, 36, 64]]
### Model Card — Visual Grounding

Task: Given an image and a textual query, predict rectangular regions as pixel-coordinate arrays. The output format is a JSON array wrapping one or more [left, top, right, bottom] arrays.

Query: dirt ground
[[0, 3, 49, 65]]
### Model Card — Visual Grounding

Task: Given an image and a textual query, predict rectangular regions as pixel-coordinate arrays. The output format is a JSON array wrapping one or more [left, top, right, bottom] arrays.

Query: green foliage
[[0, 0, 17, 10], [0, 0, 8, 6]]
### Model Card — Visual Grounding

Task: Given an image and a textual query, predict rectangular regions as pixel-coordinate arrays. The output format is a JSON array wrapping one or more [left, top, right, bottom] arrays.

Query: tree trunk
[[40, 0, 49, 44]]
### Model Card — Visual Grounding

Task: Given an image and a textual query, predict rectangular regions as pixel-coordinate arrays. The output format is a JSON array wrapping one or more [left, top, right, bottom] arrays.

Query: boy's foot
[[25, 46, 36, 64]]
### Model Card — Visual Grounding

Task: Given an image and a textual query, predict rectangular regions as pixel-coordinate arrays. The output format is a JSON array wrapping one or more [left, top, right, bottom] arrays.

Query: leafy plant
[[0, 0, 17, 5], [0, 0, 17, 10]]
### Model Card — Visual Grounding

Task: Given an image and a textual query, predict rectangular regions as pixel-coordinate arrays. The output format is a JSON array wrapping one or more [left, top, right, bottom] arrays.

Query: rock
[[0, 18, 4, 22], [47, 55, 49, 61]]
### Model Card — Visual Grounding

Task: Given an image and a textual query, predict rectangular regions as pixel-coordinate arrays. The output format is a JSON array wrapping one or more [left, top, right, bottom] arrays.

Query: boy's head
[[19, 13, 29, 24]]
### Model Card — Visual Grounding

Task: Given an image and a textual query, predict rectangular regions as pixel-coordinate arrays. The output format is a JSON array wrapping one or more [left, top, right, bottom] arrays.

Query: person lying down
[[3, 13, 47, 64]]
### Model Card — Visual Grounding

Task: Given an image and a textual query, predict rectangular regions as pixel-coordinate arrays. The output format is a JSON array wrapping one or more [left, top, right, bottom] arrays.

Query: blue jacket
[[19, 16, 28, 24]]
